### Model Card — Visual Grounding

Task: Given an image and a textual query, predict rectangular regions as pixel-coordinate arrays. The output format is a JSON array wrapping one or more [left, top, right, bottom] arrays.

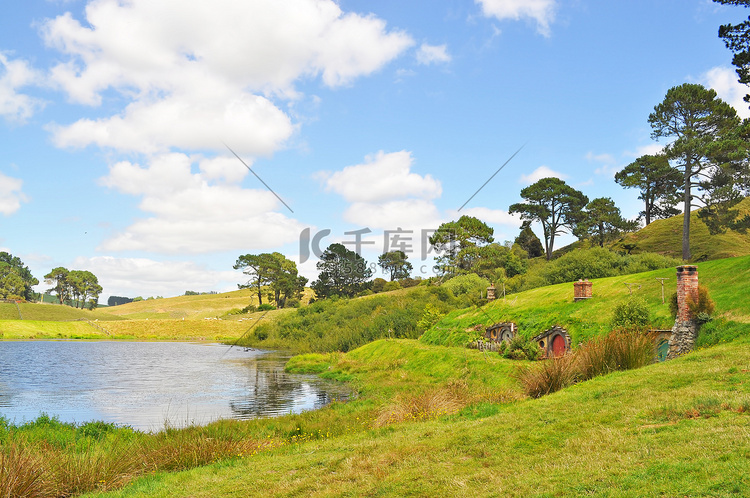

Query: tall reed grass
[[517, 329, 657, 398]]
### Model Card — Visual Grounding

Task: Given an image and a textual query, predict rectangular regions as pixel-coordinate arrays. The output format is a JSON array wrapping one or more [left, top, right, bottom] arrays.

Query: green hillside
[[611, 197, 750, 261], [422, 255, 750, 348]]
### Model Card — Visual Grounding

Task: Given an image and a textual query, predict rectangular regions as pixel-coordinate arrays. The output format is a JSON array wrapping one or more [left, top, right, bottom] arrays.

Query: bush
[[516, 354, 578, 398], [686, 285, 715, 323], [242, 304, 257, 313], [372, 278, 387, 293], [502, 335, 543, 361], [383, 281, 402, 292], [257, 303, 275, 311], [611, 297, 650, 330], [442, 274, 489, 298]]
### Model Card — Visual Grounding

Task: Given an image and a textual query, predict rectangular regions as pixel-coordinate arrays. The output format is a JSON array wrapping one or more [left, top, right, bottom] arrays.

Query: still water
[[0, 341, 350, 431]]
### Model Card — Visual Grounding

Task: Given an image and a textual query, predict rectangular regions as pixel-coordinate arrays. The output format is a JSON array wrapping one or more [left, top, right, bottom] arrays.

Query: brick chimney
[[667, 265, 699, 360], [573, 279, 592, 302], [675, 265, 699, 323]]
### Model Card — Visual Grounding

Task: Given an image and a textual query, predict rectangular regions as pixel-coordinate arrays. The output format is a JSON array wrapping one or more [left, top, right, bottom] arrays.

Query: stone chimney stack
[[486, 284, 496, 301], [668, 265, 699, 360]]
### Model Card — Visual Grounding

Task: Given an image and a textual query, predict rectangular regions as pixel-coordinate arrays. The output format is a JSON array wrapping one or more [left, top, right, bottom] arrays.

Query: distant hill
[[611, 197, 750, 261]]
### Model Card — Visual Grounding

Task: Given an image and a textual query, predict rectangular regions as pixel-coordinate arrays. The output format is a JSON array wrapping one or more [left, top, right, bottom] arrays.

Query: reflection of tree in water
[[228, 353, 350, 419]]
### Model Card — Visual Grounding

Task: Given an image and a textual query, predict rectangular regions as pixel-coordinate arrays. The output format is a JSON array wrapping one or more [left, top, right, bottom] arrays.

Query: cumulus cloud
[[475, 0, 557, 37], [72, 256, 238, 300], [0, 172, 29, 215], [98, 153, 305, 253], [416, 44, 452, 65], [322, 150, 442, 203], [703, 66, 750, 119], [0, 53, 44, 122], [43, 0, 414, 155], [585, 151, 619, 177], [519, 165, 566, 184]]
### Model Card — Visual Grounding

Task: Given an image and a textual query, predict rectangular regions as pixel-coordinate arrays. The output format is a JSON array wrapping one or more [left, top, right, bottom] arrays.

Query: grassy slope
[[0, 288, 301, 341], [422, 255, 750, 347], [88, 336, 750, 498], [611, 197, 750, 260]]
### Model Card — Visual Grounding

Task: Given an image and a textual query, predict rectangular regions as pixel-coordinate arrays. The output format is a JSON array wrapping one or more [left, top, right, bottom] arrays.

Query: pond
[[0, 341, 350, 431]]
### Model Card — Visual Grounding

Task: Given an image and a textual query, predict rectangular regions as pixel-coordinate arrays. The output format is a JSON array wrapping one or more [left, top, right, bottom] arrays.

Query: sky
[[1, 0, 749, 302]]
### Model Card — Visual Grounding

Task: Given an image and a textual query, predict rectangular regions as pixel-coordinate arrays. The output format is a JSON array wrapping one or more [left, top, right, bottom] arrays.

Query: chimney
[[675, 265, 699, 323], [486, 284, 496, 301], [573, 279, 592, 302]]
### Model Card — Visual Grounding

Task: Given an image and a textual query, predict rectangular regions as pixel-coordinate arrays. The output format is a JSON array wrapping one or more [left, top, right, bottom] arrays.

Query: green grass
[[79, 335, 750, 498], [422, 254, 750, 348]]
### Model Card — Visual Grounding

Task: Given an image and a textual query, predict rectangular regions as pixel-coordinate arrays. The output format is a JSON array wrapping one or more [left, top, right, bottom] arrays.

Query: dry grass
[[517, 329, 657, 398], [0, 442, 51, 497]]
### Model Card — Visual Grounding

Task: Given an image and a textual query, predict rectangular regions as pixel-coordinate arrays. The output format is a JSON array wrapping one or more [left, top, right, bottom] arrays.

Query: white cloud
[[0, 172, 29, 215], [323, 150, 442, 203], [450, 207, 521, 227], [72, 256, 238, 300], [585, 151, 619, 177], [0, 53, 44, 122], [703, 66, 750, 119], [416, 43, 452, 65], [519, 165, 566, 184], [98, 153, 305, 253], [631, 143, 664, 157], [343, 199, 443, 229], [475, 0, 557, 37], [43, 0, 414, 155]]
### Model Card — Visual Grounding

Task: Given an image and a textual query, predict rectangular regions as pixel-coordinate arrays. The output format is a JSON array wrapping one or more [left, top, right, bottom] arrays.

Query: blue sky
[[1, 0, 748, 301]]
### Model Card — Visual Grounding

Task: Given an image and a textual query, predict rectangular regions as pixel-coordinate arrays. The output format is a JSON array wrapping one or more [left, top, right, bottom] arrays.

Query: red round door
[[552, 334, 566, 357]]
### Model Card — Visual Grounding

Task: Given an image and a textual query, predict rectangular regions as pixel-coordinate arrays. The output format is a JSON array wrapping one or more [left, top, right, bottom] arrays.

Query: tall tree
[[514, 221, 545, 259], [648, 83, 741, 260], [614, 155, 682, 225], [377, 251, 413, 281], [509, 177, 588, 260], [575, 197, 638, 247], [311, 243, 373, 298], [234, 253, 281, 306], [715, 0, 750, 104], [44, 267, 70, 305], [267, 253, 307, 308], [0, 252, 38, 301], [68, 270, 102, 309], [428, 215, 494, 275]]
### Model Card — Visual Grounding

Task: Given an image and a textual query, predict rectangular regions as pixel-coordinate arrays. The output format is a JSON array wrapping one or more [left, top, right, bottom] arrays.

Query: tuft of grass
[[0, 442, 50, 497], [517, 329, 656, 398]]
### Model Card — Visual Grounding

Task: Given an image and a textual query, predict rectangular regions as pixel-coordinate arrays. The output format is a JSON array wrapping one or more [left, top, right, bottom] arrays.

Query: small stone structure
[[667, 265, 699, 360], [573, 279, 593, 301], [487, 284, 496, 301], [484, 322, 517, 343], [533, 326, 571, 357]]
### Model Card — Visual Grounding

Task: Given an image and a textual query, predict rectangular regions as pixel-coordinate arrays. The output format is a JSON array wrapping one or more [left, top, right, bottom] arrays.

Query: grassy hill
[[610, 196, 750, 261], [422, 255, 750, 348]]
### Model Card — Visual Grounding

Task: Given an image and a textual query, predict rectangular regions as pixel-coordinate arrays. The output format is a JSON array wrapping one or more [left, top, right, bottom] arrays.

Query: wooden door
[[552, 334, 566, 357]]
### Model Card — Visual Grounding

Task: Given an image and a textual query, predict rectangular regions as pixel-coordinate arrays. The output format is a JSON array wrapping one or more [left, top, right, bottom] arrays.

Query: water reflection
[[0, 341, 350, 431]]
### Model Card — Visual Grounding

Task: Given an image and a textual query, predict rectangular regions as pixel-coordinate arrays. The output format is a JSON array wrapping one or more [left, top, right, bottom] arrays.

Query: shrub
[[257, 303, 275, 311], [442, 274, 489, 298], [543, 247, 621, 284], [686, 285, 715, 323], [383, 281, 402, 292], [242, 304, 257, 313], [502, 335, 543, 361], [417, 303, 444, 332], [399, 277, 421, 288], [371, 278, 387, 293], [611, 297, 650, 330]]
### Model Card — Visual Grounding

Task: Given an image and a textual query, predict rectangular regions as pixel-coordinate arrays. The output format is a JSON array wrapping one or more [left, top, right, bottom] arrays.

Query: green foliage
[[311, 243, 373, 299], [236, 286, 459, 353], [576, 197, 639, 247], [615, 154, 682, 225], [383, 281, 401, 292], [515, 221, 544, 258], [416, 303, 445, 332], [257, 303, 275, 311], [611, 297, 651, 330], [234, 252, 305, 307], [501, 335, 543, 361], [429, 216, 494, 276], [377, 251, 413, 281], [509, 177, 588, 260], [0, 252, 38, 301], [371, 278, 387, 293], [441, 273, 489, 300]]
